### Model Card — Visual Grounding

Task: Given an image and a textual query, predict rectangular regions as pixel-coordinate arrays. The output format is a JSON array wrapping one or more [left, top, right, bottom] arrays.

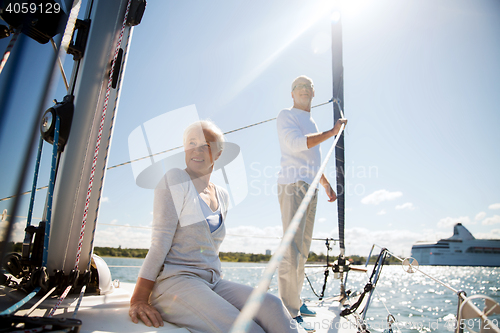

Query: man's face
[[291, 78, 315, 107]]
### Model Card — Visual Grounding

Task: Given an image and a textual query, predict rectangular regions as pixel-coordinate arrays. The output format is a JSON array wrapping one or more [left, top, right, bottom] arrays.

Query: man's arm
[[320, 174, 337, 202], [306, 118, 347, 149]]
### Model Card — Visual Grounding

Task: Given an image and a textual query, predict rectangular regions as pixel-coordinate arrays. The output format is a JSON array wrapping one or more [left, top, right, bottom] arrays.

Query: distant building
[[265, 249, 271, 256]]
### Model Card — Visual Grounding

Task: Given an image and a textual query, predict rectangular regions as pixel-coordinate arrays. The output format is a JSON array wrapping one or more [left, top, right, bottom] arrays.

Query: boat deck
[[1, 282, 358, 332]]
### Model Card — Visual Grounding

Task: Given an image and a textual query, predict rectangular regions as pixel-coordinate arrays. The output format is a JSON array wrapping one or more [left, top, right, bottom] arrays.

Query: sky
[[1, 0, 499, 258]]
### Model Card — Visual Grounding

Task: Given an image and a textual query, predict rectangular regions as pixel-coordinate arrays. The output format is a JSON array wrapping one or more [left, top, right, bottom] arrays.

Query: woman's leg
[[214, 279, 300, 333], [150, 275, 265, 333]]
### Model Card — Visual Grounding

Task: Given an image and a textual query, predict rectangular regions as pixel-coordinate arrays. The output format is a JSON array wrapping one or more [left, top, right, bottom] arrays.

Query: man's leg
[[298, 187, 317, 312], [278, 181, 311, 318]]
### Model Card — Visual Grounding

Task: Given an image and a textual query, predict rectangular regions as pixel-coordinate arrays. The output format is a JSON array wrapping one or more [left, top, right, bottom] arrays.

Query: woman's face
[[184, 127, 221, 176]]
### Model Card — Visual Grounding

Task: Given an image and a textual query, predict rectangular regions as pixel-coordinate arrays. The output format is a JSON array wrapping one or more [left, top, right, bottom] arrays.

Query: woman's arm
[[129, 277, 163, 328], [130, 170, 186, 327]]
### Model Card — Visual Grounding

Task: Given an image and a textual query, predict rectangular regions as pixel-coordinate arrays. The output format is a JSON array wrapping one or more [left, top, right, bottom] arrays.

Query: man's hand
[[323, 183, 337, 202], [333, 118, 348, 135], [320, 174, 337, 202], [129, 301, 164, 328]]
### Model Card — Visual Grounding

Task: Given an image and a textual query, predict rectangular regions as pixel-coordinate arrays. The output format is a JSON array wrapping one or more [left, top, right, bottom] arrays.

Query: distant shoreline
[[92, 246, 394, 264], [8, 243, 396, 264]]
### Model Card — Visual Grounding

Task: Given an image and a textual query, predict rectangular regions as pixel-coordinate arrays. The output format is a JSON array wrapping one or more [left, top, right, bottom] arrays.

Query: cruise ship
[[411, 223, 500, 266]]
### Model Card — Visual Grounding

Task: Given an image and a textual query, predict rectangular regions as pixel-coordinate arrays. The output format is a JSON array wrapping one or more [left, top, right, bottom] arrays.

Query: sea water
[[103, 258, 500, 332]]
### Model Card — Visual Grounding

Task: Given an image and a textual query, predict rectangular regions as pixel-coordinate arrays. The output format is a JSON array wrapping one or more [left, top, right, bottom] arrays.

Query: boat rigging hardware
[[341, 248, 388, 317], [22, 221, 45, 269], [40, 95, 74, 151], [0, 24, 11, 39], [0, 315, 82, 333], [456, 290, 467, 333], [304, 237, 336, 300], [0, 0, 68, 44], [126, 0, 146, 26], [3, 252, 25, 279], [385, 314, 397, 333], [111, 48, 123, 89], [401, 257, 418, 273], [66, 19, 90, 61]]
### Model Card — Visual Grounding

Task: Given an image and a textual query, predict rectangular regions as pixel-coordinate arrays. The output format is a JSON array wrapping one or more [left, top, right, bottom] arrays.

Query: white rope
[[230, 114, 346, 333]]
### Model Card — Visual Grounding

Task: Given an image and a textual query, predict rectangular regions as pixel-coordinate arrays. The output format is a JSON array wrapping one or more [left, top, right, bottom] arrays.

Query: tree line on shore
[[92, 246, 401, 264], [8, 243, 401, 264]]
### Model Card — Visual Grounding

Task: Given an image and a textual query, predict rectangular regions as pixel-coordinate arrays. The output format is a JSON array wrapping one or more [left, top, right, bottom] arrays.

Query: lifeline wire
[[0, 97, 336, 202], [50, 38, 69, 90], [106, 98, 334, 170], [49, 0, 133, 317], [230, 121, 346, 333]]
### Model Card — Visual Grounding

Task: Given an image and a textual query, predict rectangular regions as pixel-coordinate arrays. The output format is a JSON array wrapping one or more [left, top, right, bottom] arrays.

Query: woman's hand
[[129, 277, 163, 328], [129, 301, 164, 328]]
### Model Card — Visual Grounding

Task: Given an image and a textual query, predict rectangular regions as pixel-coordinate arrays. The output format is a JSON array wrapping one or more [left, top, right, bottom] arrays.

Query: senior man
[[276, 75, 347, 331]]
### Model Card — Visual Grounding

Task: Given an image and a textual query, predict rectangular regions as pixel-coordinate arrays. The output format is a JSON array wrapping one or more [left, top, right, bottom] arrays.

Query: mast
[[331, 12, 345, 257], [47, 0, 135, 275]]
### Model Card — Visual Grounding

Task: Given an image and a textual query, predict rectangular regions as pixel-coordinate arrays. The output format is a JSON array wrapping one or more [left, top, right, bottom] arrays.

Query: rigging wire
[[106, 98, 334, 170], [0, 98, 336, 202], [50, 38, 69, 91]]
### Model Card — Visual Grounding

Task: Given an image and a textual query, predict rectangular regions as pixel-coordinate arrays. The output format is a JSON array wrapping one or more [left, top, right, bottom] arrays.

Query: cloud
[[317, 217, 327, 224], [482, 215, 500, 226], [0, 219, 28, 243], [489, 203, 500, 210], [395, 202, 415, 210], [361, 190, 402, 205], [94, 224, 152, 249], [475, 212, 486, 221], [343, 227, 422, 257], [221, 225, 283, 254], [101, 197, 109, 203], [437, 216, 471, 229], [377, 210, 386, 215], [475, 229, 500, 239], [223, 225, 424, 257]]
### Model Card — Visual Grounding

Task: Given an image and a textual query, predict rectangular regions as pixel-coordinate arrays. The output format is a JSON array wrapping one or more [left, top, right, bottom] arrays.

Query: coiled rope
[[229, 101, 345, 333]]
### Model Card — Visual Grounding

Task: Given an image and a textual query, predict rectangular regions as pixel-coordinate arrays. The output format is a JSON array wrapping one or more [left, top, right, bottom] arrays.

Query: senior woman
[[129, 120, 301, 333]]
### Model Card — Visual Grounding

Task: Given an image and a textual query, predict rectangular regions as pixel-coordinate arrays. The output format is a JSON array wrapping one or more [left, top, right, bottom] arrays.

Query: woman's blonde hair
[[183, 120, 225, 152]]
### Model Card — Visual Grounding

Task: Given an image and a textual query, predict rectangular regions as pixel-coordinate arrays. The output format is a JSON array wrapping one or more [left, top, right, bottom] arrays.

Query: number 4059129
[[5, 2, 61, 14]]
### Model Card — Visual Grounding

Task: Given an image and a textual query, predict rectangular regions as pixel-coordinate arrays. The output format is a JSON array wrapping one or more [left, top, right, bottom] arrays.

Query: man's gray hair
[[291, 75, 314, 92], [183, 120, 225, 152]]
